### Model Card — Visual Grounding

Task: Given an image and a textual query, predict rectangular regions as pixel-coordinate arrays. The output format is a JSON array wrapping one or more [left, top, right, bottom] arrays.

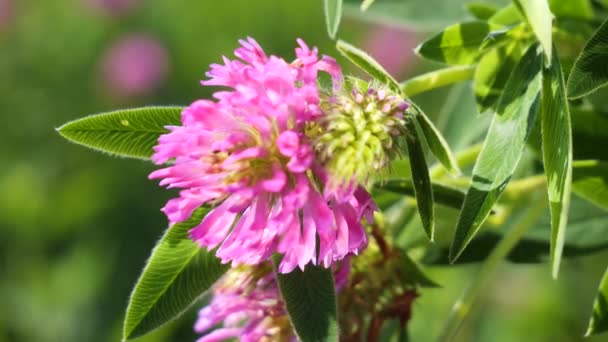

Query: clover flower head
[[194, 264, 292, 342], [315, 80, 410, 192], [195, 260, 351, 342], [150, 38, 375, 273]]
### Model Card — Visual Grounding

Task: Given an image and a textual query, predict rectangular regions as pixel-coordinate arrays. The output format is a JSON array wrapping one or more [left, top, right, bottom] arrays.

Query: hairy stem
[[401, 66, 476, 98]]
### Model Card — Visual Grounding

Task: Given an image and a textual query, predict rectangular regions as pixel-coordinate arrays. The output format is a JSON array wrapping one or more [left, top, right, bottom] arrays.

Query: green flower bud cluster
[[315, 82, 410, 188], [338, 226, 421, 340]]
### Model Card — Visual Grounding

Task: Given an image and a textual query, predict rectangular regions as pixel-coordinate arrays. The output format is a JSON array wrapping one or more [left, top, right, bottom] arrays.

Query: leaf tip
[[328, 30, 337, 40], [448, 241, 466, 264], [55, 126, 66, 137], [360, 0, 374, 11], [335, 39, 345, 50], [324, 0, 342, 40], [121, 329, 131, 342], [584, 325, 593, 338], [550, 258, 561, 280], [55, 121, 72, 135], [121, 314, 136, 342]]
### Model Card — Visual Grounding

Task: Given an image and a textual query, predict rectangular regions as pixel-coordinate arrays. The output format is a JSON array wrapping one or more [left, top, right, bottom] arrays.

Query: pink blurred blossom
[[87, 0, 141, 17], [363, 25, 418, 78], [99, 34, 169, 98], [0, 0, 13, 28]]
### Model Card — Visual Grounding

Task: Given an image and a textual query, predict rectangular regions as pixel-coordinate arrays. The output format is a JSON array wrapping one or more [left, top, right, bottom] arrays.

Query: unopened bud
[[315, 80, 411, 189]]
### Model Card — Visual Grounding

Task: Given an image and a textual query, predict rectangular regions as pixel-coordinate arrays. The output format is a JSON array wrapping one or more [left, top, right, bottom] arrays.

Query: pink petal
[[277, 131, 300, 157], [260, 164, 286, 192], [196, 328, 242, 342], [190, 198, 238, 249]]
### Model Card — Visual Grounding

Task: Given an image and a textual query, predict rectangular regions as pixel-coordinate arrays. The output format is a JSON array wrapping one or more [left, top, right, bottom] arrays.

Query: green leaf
[[336, 39, 400, 92], [324, 0, 343, 39], [415, 21, 496, 65], [549, 0, 593, 20], [449, 44, 543, 262], [513, 0, 553, 64], [405, 120, 435, 240], [413, 106, 461, 175], [567, 18, 608, 99], [466, 2, 499, 20], [541, 47, 573, 278], [573, 160, 608, 210], [474, 41, 525, 113], [376, 179, 465, 210], [401, 65, 475, 98], [586, 265, 608, 336], [488, 4, 523, 26], [123, 207, 228, 340], [274, 262, 338, 342], [57, 106, 182, 160]]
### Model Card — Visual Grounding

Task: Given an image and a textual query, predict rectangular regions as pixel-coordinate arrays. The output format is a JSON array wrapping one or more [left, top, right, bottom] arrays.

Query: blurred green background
[[0, 1, 606, 341]]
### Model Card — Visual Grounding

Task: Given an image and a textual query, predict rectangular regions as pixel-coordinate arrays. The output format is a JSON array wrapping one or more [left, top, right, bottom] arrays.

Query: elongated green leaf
[[336, 39, 400, 92], [449, 44, 543, 262], [406, 120, 435, 240], [567, 18, 608, 99], [123, 208, 228, 340], [415, 21, 496, 65], [275, 262, 338, 342], [376, 179, 465, 210], [541, 47, 573, 278], [401, 65, 475, 98], [587, 265, 608, 336], [549, 0, 593, 20], [474, 41, 525, 113], [413, 106, 461, 175], [57, 106, 182, 160], [513, 0, 553, 64], [466, 2, 499, 20], [488, 4, 522, 26], [324, 0, 343, 39], [573, 160, 608, 210]]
